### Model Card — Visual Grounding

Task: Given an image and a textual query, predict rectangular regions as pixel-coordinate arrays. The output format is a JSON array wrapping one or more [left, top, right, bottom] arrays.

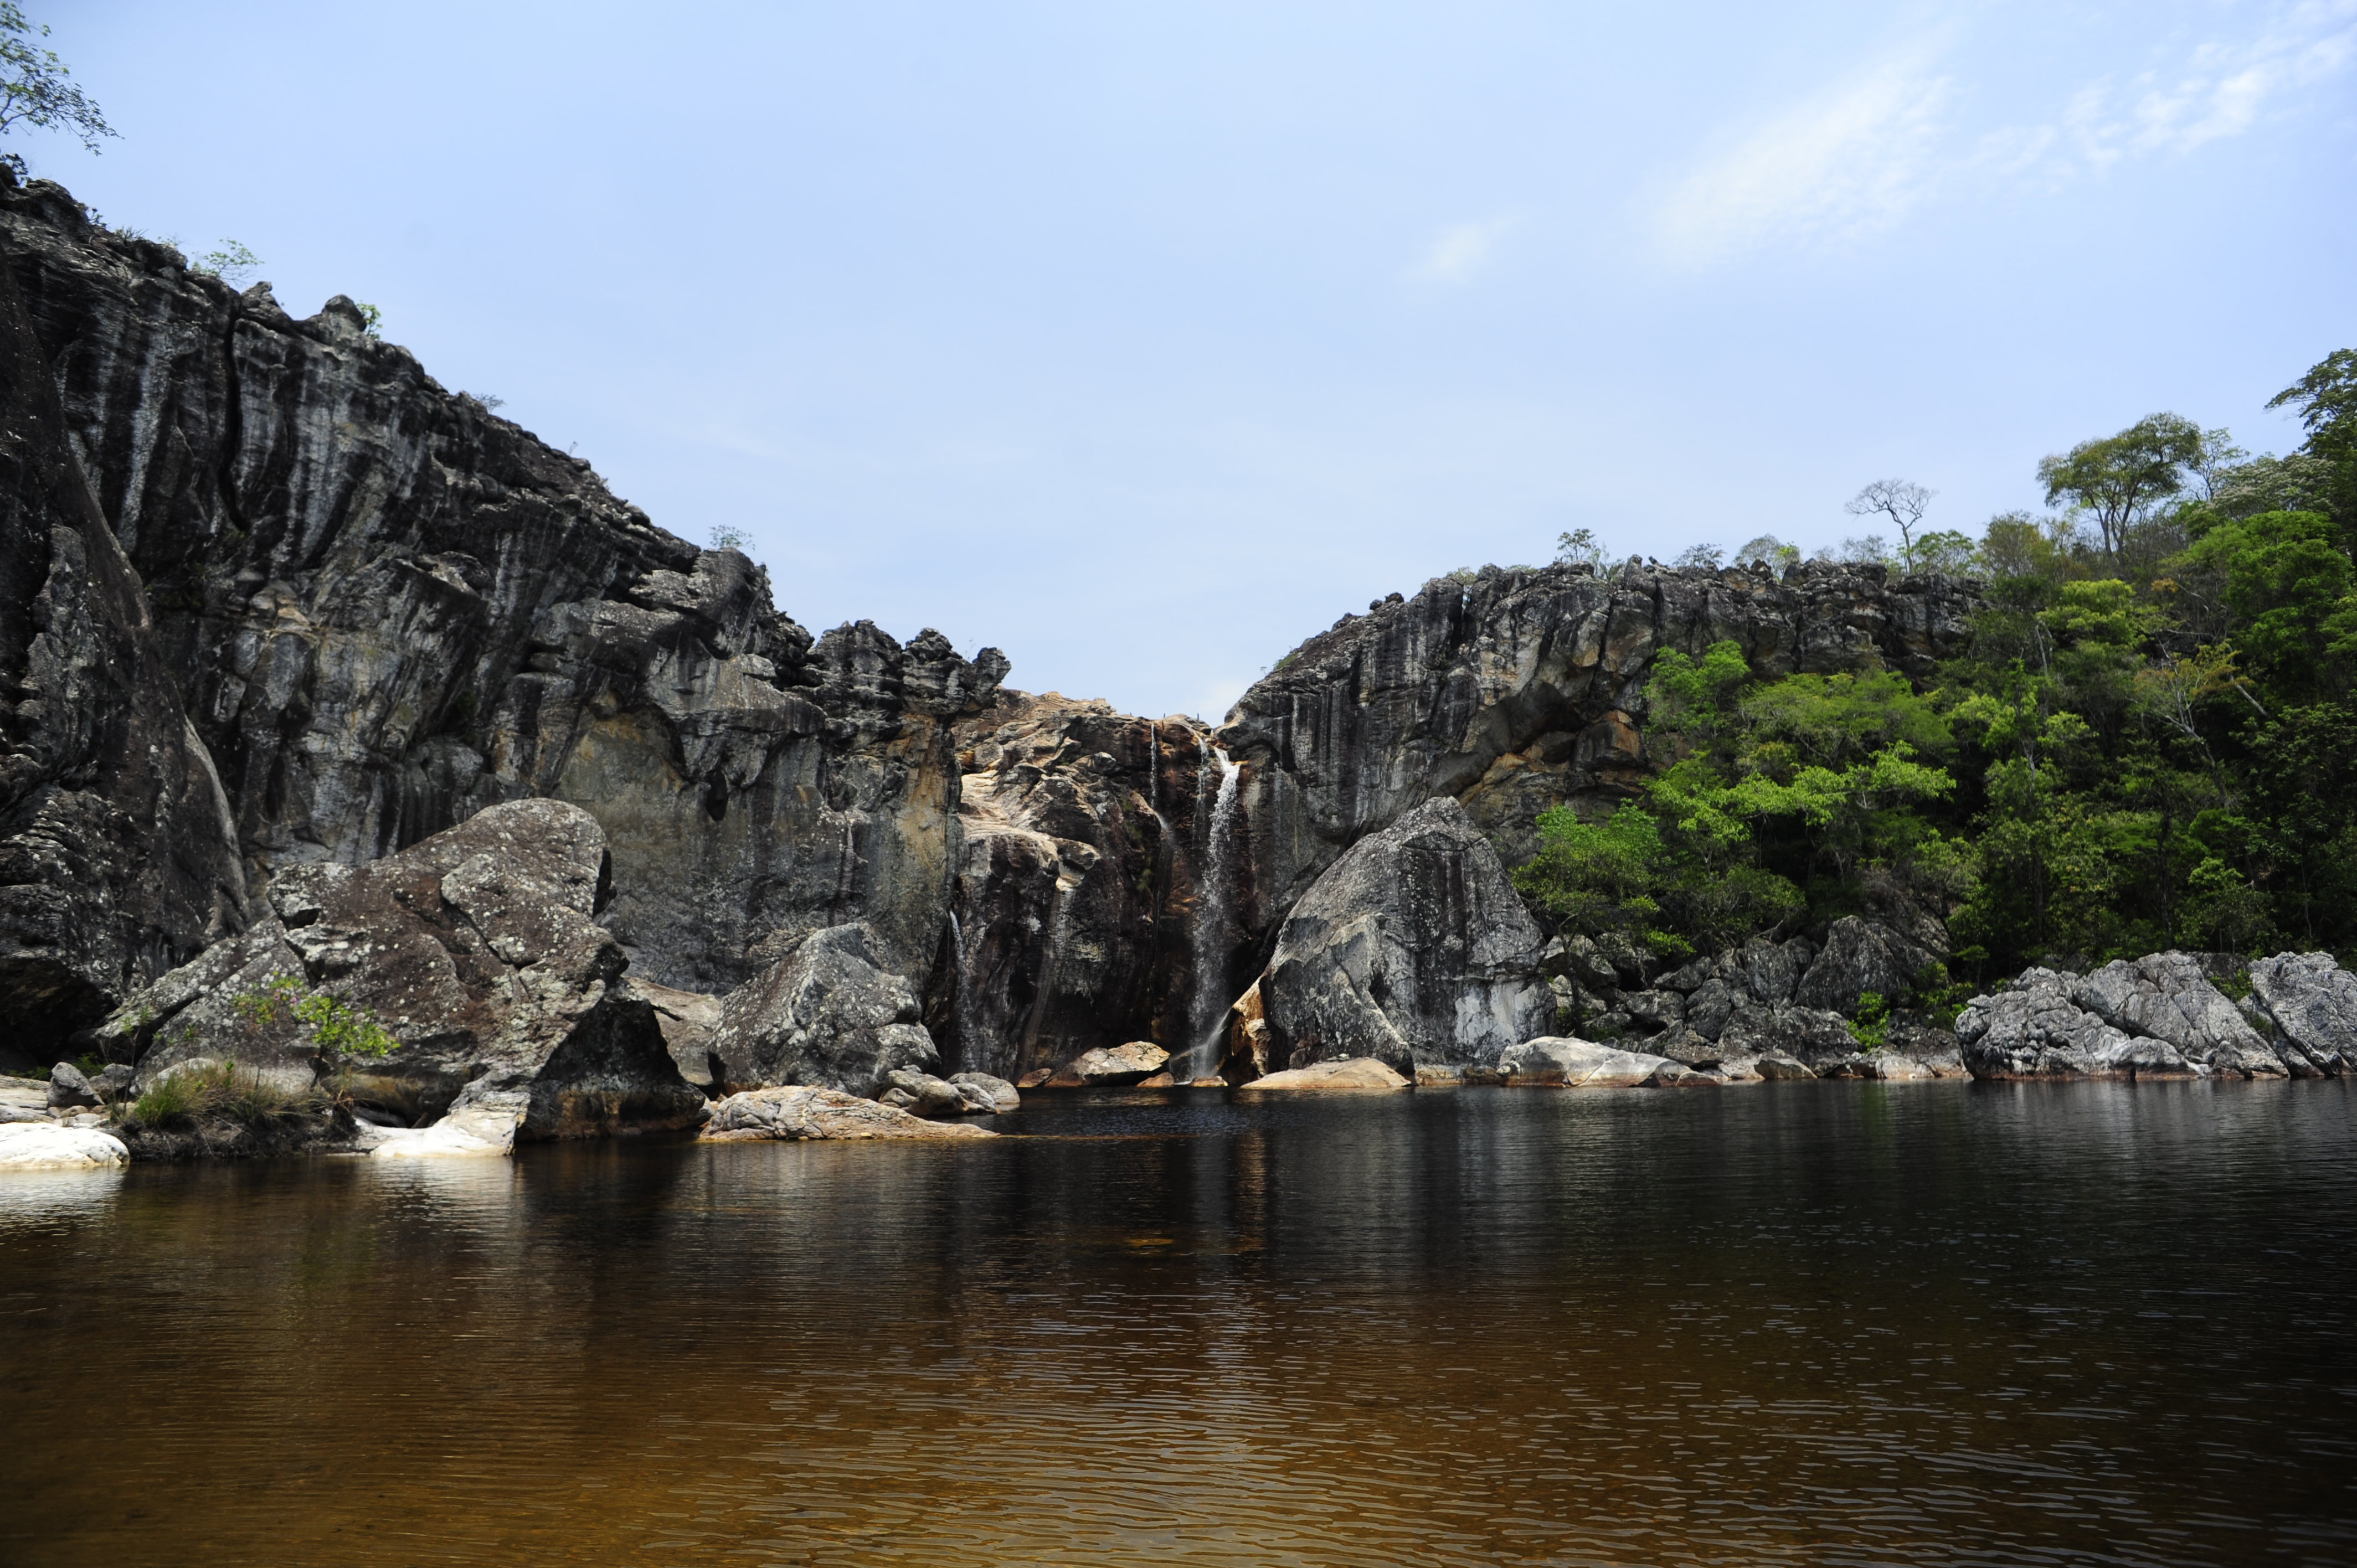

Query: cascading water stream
[[1183, 742, 1243, 1081], [947, 910, 981, 1074]]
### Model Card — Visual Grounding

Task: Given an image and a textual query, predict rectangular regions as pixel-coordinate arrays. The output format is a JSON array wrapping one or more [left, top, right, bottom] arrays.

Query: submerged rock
[[1233, 1057, 1410, 1092], [702, 1086, 995, 1142], [1257, 798, 1550, 1077]]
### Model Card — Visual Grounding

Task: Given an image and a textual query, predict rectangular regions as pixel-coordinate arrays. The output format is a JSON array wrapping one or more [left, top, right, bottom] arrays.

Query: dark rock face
[[1793, 916, 1940, 1015], [943, 692, 1212, 1080], [0, 174, 1003, 1023], [1256, 798, 1551, 1075], [709, 921, 939, 1098], [93, 798, 703, 1139], [0, 214, 248, 1062]]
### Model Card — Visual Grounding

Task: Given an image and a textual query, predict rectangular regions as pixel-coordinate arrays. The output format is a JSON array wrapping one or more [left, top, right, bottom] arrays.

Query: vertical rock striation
[[0, 173, 1004, 1046]]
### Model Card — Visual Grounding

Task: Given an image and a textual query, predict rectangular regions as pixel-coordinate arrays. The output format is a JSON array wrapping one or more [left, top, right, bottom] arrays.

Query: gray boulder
[[1955, 969, 2192, 1080], [948, 1071, 1020, 1112], [2247, 952, 2357, 1075], [93, 799, 704, 1142], [879, 1067, 966, 1117], [1794, 917, 1934, 1015], [1258, 798, 1550, 1075], [710, 922, 939, 1098], [1683, 977, 1737, 1039], [1715, 1002, 1860, 1069], [2071, 952, 2285, 1077], [45, 1061, 101, 1110]]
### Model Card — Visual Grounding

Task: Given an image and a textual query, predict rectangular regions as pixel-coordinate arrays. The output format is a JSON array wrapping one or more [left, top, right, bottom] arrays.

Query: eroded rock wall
[[0, 174, 1003, 1017], [0, 209, 246, 1064]]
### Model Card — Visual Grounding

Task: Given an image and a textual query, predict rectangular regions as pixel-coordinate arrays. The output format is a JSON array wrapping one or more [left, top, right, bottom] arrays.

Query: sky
[[22, 1, 2357, 719]]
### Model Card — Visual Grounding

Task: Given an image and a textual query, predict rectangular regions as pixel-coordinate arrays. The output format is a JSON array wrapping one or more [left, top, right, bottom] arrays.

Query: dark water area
[[5, 1081, 2355, 1567]]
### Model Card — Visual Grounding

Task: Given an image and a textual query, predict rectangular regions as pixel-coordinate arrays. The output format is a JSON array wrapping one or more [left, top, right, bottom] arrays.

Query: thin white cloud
[[2057, 0, 2357, 168], [1410, 212, 1524, 285], [1657, 2, 2357, 268], [1654, 49, 1951, 269]]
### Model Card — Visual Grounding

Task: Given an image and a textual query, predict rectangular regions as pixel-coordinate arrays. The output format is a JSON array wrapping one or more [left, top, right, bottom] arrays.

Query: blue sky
[[25, 1, 2357, 719]]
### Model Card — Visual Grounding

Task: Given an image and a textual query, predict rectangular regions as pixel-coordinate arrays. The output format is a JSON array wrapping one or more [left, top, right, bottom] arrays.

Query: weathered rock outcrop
[[708, 921, 939, 1098], [2245, 952, 2357, 1076], [1954, 951, 2357, 1080], [0, 172, 1003, 1046], [1216, 560, 1978, 955], [0, 207, 246, 1065], [92, 798, 704, 1141], [1250, 797, 1550, 1076], [944, 692, 1211, 1079]]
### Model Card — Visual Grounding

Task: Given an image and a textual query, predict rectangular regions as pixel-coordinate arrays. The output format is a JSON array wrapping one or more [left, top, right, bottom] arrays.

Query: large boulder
[[708, 922, 939, 1098], [2070, 952, 2285, 1077], [701, 1085, 994, 1142], [1067, 1041, 1169, 1085], [1257, 798, 1550, 1075], [0, 1122, 128, 1169], [2246, 952, 2357, 1075], [92, 799, 704, 1143], [1499, 1037, 1706, 1087], [1233, 1057, 1409, 1092], [1955, 968, 2192, 1080]]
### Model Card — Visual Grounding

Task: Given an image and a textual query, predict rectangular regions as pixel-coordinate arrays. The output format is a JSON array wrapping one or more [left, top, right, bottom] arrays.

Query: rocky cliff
[[41, 167, 2302, 1122], [0, 172, 1004, 1064]]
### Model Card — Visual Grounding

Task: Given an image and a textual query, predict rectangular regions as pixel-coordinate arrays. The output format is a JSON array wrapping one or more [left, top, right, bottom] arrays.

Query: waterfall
[[948, 910, 981, 1074], [1183, 744, 1243, 1081]]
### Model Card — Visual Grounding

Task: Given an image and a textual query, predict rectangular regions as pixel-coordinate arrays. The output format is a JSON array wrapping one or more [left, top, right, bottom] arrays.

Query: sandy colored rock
[[1234, 1057, 1411, 1092], [1069, 1041, 1169, 1085], [702, 1086, 994, 1141]]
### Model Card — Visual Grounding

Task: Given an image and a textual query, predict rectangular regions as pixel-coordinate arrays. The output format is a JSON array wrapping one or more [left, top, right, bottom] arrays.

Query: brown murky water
[[4, 1081, 2355, 1566]]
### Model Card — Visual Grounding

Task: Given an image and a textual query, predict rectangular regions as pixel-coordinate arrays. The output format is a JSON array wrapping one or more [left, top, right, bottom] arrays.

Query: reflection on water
[[4, 1081, 2354, 1566]]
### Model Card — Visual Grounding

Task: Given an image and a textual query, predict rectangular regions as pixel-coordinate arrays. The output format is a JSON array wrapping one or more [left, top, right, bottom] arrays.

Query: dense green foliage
[[1516, 349, 2357, 989]]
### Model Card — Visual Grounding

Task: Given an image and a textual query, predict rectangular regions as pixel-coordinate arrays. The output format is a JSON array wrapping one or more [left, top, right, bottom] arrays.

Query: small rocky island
[[1, 167, 2351, 1168]]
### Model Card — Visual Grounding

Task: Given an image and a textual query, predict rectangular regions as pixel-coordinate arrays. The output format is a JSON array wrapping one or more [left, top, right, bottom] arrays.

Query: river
[[5, 1080, 2353, 1566]]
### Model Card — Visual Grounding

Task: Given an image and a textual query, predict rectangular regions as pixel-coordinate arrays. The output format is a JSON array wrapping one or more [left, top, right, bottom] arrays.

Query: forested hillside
[[1516, 350, 2357, 1016]]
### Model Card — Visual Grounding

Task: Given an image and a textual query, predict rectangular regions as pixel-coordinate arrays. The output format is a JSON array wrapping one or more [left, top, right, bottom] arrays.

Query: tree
[[0, 4, 112, 178], [2036, 413, 2205, 563], [1846, 479, 1934, 566], [1672, 543, 1724, 569], [2267, 348, 2357, 532], [1555, 528, 1608, 569], [1733, 534, 1799, 571]]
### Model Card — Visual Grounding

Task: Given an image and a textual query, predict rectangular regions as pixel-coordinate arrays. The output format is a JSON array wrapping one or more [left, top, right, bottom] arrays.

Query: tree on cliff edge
[[0, 4, 112, 179]]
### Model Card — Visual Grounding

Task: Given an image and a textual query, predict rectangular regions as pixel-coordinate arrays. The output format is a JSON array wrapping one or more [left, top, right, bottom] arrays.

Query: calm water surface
[[4, 1081, 2354, 1567]]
